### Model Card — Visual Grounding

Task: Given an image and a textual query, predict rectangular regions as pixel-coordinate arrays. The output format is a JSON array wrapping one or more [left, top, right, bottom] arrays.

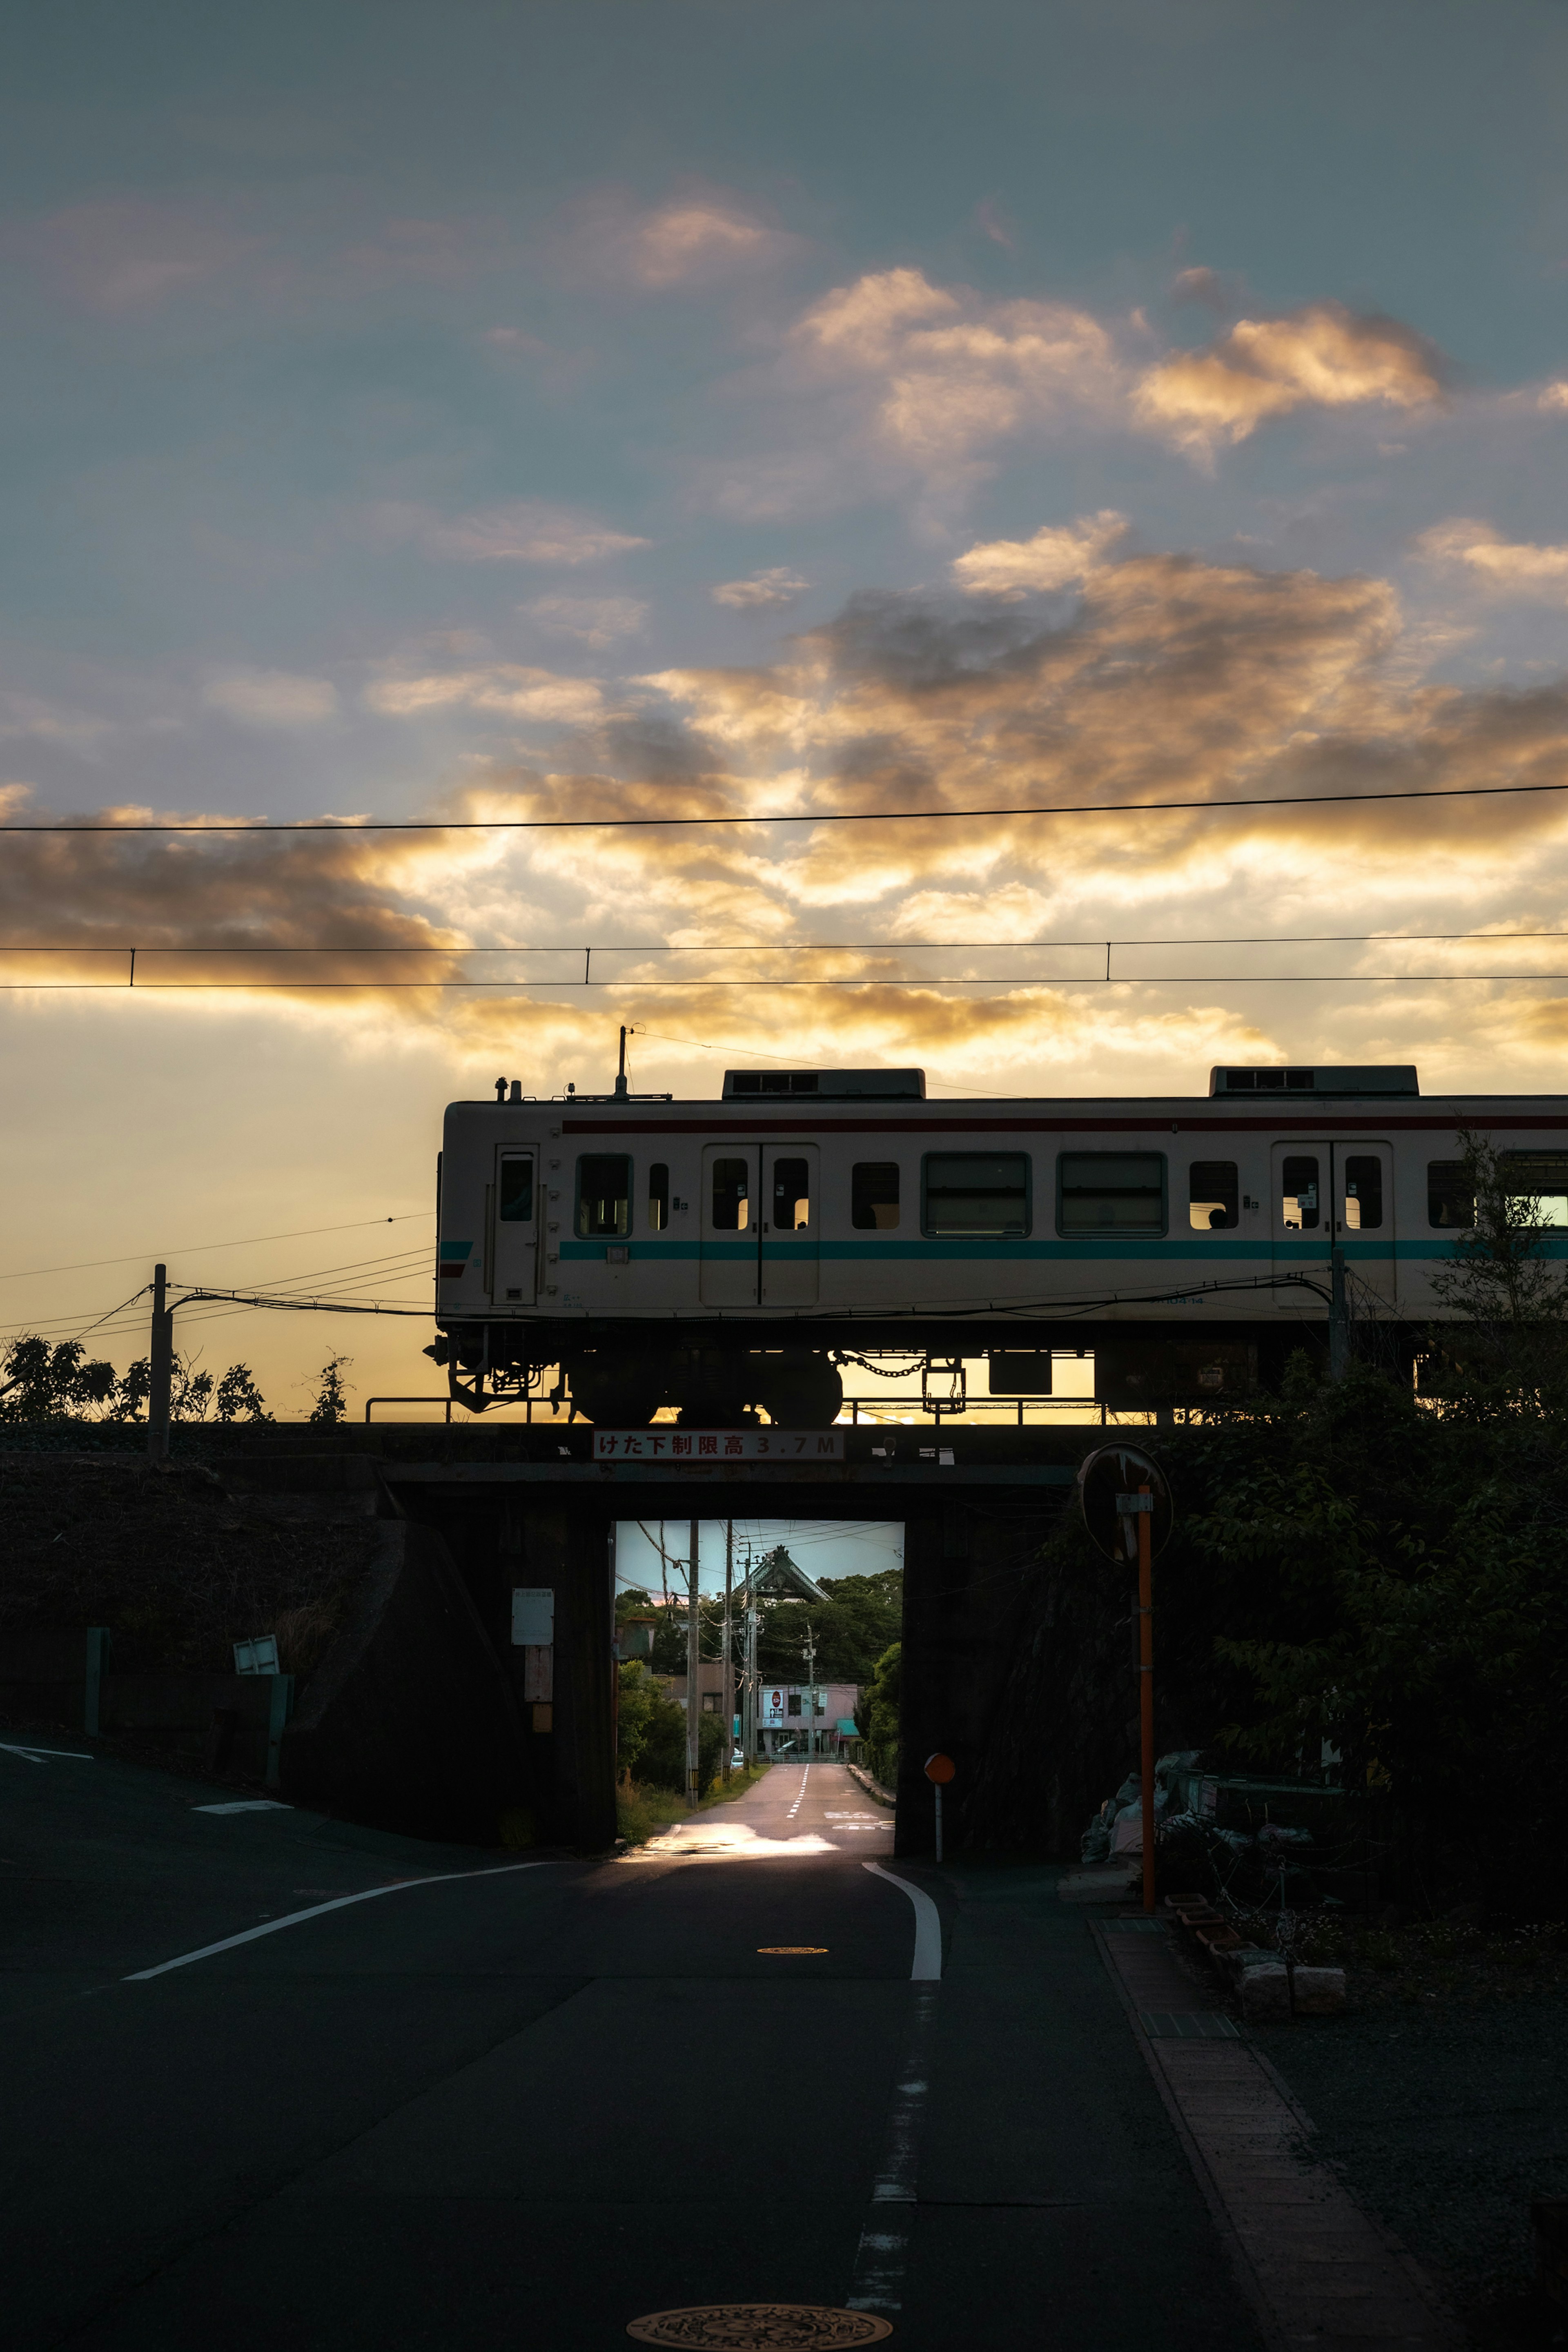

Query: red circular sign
[[924, 1751, 956, 1784]]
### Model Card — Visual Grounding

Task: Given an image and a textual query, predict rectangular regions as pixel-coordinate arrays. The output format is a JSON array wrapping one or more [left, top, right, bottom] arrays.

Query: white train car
[[426, 1061, 1568, 1422]]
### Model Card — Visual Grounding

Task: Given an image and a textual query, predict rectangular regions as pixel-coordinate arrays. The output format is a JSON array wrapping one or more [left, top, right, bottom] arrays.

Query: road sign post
[[924, 1750, 955, 1862], [1077, 1445, 1173, 1916]]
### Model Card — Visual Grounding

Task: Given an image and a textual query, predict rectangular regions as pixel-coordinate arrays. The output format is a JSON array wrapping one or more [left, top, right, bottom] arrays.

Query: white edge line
[[1, 1743, 94, 1761], [864, 1859, 942, 1981], [123, 1859, 566, 1981]]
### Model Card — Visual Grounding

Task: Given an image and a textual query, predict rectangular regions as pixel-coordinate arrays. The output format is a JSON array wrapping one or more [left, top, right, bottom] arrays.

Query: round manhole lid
[[626, 2307, 893, 2348]]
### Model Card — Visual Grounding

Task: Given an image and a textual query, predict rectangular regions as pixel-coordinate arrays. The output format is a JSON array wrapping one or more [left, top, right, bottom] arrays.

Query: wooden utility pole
[[147, 1263, 173, 1465], [685, 1516, 701, 1804], [721, 1519, 734, 1782]]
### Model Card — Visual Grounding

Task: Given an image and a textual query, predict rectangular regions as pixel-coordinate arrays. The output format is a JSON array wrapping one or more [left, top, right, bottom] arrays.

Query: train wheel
[[567, 1358, 662, 1426]]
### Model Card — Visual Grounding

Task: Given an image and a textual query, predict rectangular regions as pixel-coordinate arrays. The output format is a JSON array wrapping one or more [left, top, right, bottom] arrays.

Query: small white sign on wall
[[512, 1588, 554, 1646]]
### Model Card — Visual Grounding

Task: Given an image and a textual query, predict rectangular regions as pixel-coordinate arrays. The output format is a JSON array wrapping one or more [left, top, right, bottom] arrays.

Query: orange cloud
[[1414, 518, 1568, 599], [951, 512, 1129, 598], [1135, 301, 1448, 459]]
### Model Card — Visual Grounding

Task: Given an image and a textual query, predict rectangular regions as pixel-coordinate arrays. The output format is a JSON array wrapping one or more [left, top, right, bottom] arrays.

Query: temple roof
[[741, 1544, 827, 1605]]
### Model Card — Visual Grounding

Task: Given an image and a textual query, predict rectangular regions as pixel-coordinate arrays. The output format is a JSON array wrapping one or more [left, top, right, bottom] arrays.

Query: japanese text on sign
[[592, 1429, 845, 1461]]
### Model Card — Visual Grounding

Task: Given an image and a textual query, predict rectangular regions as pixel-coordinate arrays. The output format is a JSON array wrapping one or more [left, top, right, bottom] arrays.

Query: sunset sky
[[6, 0, 1568, 1411]]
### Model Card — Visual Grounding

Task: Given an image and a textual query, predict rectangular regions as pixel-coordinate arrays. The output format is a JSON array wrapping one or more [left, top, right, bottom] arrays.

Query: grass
[[615, 1758, 772, 1848]]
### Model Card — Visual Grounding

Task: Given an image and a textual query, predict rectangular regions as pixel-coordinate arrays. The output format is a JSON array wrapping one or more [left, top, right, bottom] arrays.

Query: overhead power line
[[6, 773, 1568, 834], [0, 1212, 428, 1285]]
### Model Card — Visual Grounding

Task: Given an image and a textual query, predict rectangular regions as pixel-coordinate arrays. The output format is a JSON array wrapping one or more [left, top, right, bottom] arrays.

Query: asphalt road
[[2, 1741, 1262, 2350]]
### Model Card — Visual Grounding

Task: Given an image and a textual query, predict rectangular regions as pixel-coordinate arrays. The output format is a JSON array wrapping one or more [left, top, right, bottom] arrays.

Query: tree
[[615, 1659, 726, 1795], [1425, 1128, 1568, 1410], [307, 1354, 353, 1425], [756, 1574, 902, 1683], [1, 1336, 119, 1421], [863, 1642, 901, 1788], [215, 1363, 271, 1424]]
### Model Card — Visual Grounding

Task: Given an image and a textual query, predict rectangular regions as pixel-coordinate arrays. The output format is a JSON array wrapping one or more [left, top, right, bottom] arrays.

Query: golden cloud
[[790, 268, 1120, 477], [1414, 518, 1568, 599], [11, 543, 1568, 1088], [951, 512, 1129, 598], [1134, 301, 1448, 458]]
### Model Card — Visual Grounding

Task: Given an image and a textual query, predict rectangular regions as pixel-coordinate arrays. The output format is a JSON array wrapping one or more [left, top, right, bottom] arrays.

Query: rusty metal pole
[[1138, 1482, 1156, 1915]]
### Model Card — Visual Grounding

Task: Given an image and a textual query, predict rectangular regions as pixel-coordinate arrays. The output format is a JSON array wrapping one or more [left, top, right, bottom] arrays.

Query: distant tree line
[[0, 1337, 354, 1426]]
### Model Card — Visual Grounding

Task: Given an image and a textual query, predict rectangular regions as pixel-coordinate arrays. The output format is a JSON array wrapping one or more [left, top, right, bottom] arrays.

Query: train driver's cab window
[[851, 1162, 900, 1230], [648, 1162, 669, 1232], [1188, 1160, 1238, 1231], [1058, 1153, 1165, 1236], [1500, 1153, 1568, 1227], [711, 1157, 753, 1231], [498, 1156, 534, 1222], [576, 1154, 631, 1238], [1342, 1156, 1383, 1230], [1281, 1155, 1319, 1231], [923, 1154, 1029, 1237], [772, 1157, 810, 1232], [1428, 1161, 1474, 1229]]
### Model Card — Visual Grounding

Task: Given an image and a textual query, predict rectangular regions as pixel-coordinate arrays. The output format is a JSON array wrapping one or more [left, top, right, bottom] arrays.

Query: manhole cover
[[626, 2306, 893, 2348]]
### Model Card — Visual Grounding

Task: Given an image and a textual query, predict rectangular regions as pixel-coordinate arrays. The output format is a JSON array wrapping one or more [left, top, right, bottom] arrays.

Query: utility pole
[[803, 1619, 818, 1760], [147, 1263, 173, 1465], [722, 1519, 734, 1782], [686, 1516, 701, 1805], [742, 1546, 757, 1762]]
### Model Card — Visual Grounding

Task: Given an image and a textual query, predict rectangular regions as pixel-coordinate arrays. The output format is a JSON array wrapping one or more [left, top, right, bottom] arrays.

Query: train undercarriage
[[423, 1316, 1400, 1422]]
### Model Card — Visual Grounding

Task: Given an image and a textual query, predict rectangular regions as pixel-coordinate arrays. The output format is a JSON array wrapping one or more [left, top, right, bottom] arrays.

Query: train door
[[492, 1148, 538, 1306], [700, 1144, 760, 1305], [760, 1145, 819, 1306], [1270, 1139, 1396, 1310], [1332, 1139, 1396, 1308]]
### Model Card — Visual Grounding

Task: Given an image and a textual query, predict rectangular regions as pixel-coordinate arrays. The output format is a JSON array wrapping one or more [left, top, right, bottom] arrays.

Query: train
[[425, 1058, 1568, 1422]]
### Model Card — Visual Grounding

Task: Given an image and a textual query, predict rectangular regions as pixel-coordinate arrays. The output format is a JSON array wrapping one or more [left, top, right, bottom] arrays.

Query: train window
[[924, 1154, 1029, 1238], [648, 1163, 669, 1232], [1058, 1153, 1165, 1236], [498, 1157, 534, 1222], [1499, 1152, 1568, 1226], [1342, 1156, 1383, 1231], [772, 1156, 810, 1231], [1188, 1161, 1238, 1231], [1427, 1161, 1474, 1229], [711, 1157, 752, 1231], [852, 1163, 901, 1230], [1281, 1154, 1319, 1231], [575, 1154, 631, 1238]]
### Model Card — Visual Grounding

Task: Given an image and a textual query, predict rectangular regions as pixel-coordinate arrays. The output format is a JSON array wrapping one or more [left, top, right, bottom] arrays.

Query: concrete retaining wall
[[279, 1517, 527, 1845]]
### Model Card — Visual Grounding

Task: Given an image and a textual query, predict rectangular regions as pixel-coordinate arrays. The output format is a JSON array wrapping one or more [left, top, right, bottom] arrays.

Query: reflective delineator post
[[1138, 1483, 1156, 1915]]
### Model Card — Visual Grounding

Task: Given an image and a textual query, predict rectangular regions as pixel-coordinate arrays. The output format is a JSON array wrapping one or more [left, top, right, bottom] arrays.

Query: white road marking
[[787, 1760, 811, 1818], [0, 1742, 94, 1764], [862, 1860, 942, 1982], [122, 1859, 564, 1980], [847, 1979, 939, 2314], [192, 1800, 292, 1815]]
